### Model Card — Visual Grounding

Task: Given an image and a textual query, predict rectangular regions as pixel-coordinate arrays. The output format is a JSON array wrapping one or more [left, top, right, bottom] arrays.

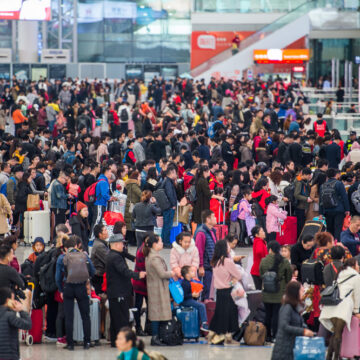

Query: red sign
[[191, 31, 254, 70]]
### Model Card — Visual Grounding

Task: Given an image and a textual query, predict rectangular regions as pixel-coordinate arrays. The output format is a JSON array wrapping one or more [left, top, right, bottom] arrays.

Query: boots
[[136, 327, 147, 337], [151, 335, 166, 346], [224, 333, 240, 346]]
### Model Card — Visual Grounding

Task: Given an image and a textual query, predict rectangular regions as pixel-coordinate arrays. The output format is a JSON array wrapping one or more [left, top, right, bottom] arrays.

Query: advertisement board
[[0, 0, 51, 21], [253, 49, 310, 64], [191, 31, 254, 70]]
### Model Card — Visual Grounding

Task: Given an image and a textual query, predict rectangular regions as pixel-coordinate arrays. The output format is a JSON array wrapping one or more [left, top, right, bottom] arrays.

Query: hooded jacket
[[346, 141, 360, 163], [170, 239, 200, 278]]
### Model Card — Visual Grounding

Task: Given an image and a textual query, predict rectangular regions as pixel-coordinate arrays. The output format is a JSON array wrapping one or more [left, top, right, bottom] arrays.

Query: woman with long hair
[[144, 233, 174, 346], [260, 241, 292, 343], [143, 167, 159, 193], [271, 281, 314, 360], [132, 190, 161, 247], [208, 239, 242, 345]]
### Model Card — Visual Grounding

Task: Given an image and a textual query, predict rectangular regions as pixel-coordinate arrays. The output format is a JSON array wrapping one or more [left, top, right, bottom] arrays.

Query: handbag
[[320, 274, 356, 306], [27, 194, 40, 211]]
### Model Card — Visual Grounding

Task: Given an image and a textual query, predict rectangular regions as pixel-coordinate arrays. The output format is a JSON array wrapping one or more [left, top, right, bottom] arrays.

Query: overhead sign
[[253, 49, 310, 64]]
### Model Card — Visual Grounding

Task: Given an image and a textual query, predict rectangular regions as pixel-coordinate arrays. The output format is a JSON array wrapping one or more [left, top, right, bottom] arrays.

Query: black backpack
[[120, 108, 129, 122], [39, 255, 58, 293], [262, 271, 279, 293], [283, 183, 297, 207], [320, 180, 338, 209], [301, 259, 324, 285], [159, 317, 183, 346]]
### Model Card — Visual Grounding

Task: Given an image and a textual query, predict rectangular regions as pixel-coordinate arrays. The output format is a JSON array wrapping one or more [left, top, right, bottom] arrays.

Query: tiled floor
[[18, 245, 273, 360]]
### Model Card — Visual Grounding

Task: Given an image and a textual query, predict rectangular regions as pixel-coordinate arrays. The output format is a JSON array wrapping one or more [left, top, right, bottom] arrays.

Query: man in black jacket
[[106, 234, 146, 347], [221, 134, 235, 170], [289, 134, 302, 167], [34, 162, 47, 192]]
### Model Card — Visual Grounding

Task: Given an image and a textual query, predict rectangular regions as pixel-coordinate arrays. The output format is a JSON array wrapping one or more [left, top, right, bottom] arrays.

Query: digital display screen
[[0, 0, 51, 21]]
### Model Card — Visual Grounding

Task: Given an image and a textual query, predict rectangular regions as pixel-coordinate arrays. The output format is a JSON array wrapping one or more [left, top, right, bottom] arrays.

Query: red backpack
[[83, 179, 105, 204]]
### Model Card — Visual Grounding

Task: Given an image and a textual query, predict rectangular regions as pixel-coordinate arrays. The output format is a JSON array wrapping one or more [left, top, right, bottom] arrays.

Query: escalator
[[191, 0, 335, 81]]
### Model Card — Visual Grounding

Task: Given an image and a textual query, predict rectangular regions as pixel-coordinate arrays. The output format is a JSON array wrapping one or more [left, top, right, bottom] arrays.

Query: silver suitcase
[[73, 298, 100, 342], [23, 210, 50, 245]]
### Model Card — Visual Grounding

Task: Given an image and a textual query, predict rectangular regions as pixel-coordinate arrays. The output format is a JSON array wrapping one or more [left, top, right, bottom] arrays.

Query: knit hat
[[77, 201, 88, 213], [108, 233, 125, 244], [33, 237, 45, 246]]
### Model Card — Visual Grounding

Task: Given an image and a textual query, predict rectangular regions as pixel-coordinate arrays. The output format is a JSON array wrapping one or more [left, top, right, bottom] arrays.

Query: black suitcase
[[298, 220, 325, 242], [301, 259, 324, 285]]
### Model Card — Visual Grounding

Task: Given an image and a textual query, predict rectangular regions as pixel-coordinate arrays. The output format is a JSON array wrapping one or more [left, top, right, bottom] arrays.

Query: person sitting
[[0, 287, 32, 360], [170, 232, 199, 278], [116, 326, 150, 360], [180, 265, 209, 332], [340, 215, 360, 257]]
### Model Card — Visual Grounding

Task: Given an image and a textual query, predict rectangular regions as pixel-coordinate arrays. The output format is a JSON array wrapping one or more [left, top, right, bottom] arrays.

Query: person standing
[[320, 168, 350, 242], [55, 236, 95, 351], [106, 234, 146, 348], [51, 171, 69, 236], [250, 225, 268, 290]]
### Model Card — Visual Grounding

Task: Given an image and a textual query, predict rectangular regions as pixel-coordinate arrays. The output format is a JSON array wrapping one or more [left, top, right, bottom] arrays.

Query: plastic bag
[[103, 211, 124, 226], [169, 278, 184, 304], [231, 282, 245, 302]]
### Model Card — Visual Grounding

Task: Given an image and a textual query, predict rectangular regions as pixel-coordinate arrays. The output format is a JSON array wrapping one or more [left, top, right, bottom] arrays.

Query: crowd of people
[[0, 74, 360, 360]]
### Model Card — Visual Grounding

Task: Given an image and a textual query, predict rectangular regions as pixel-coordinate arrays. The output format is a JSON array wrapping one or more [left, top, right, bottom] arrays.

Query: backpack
[[63, 250, 90, 283], [153, 181, 171, 211], [0, 176, 16, 197], [301, 258, 324, 285], [39, 255, 58, 293], [120, 108, 129, 122], [230, 202, 241, 222], [159, 317, 184, 346], [320, 180, 338, 209], [207, 120, 223, 139], [283, 183, 297, 207], [262, 271, 279, 293], [243, 321, 266, 346], [122, 149, 131, 164], [185, 184, 197, 204], [351, 184, 360, 213], [83, 179, 105, 204]]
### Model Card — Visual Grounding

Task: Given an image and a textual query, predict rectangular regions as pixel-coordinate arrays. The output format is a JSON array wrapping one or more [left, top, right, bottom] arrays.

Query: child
[[281, 245, 291, 263], [290, 264, 298, 282], [265, 195, 287, 242], [67, 176, 81, 199], [180, 265, 209, 332], [27, 237, 45, 263], [170, 232, 199, 278], [0, 287, 32, 360], [209, 187, 224, 224]]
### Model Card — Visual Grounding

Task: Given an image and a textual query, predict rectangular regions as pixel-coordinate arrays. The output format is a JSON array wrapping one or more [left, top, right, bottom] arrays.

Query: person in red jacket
[[250, 225, 268, 290], [210, 187, 224, 224], [252, 178, 270, 233], [313, 113, 328, 137]]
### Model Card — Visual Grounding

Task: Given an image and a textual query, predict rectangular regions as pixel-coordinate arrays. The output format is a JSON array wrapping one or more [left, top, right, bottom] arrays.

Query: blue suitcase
[[176, 307, 199, 341], [294, 337, 326, 360]]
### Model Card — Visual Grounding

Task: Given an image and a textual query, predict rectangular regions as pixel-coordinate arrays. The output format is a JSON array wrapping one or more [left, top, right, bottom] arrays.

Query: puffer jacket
[[346, 141, 360, 163], [0, 306, 32, 360], [266, 203, 287, 234], [170, 240, 200, 278]]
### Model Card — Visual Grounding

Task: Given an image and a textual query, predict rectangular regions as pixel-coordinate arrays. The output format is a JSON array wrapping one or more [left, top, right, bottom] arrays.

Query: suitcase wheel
[[26, 334, 33, 346]]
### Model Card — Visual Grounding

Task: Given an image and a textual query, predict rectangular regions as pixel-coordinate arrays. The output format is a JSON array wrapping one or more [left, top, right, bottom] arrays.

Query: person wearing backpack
[[294, 167, 312, 237], [118, 102, 131, 134], [320, 258, 360, 360], [55, 235, 95, 351], [320, 168, 350, 242], [259, 241, 292, 344]]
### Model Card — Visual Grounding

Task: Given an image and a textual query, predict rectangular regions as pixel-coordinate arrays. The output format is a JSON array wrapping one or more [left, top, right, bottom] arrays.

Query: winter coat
[[319, 178, 350, 214], [271, 304, 307, 360], [132, 201, 161, 229], [145, 249, 172, 321], [320, 267, 360, 332], [124, 179, 141, 230], [193, 177, 212, 224], [346, 141, 360, 163], [0, 194, 11, 234], [294, 179, 310, 210], [132, 243, 147, 296], [69, 214, 90, 252], [239, 145, 253, 163], [250, 237, 268, 277], [260, 254, 292, 303], [15, 182, 32, 213], [0, 306, 32, 360], [266, 203, 287, 234], [340, 228, 360, 257], [170, 240, 200, 278], [90, 238, 109, 277]]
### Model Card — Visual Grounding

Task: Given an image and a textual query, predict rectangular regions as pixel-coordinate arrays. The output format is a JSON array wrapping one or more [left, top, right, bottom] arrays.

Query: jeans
[[181, 299, 207, 324], [63, 283, 90, 346], [264, 302, 281, 339], [151, 321, 160, 336], [325, 212, 345, 242], [161, 208, 175, 246], [201, 269, 213, 301]]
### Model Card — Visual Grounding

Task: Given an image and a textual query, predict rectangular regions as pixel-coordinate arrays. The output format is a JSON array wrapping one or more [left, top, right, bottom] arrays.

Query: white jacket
[[320, 267, 360, 331]]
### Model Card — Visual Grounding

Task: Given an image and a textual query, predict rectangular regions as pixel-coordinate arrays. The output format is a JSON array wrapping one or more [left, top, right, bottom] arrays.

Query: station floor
[[17, 245, 273, 360]]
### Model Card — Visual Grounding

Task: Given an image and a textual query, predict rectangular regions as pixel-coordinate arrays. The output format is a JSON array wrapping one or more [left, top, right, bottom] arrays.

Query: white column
[[18, 21, 38, 63]]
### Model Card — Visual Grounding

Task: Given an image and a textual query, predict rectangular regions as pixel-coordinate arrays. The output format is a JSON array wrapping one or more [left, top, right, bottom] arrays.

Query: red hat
[[77, 201, 88, 213]]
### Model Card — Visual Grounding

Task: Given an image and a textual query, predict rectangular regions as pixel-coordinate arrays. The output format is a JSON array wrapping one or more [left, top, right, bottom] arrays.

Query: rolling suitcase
[[298, 219, 325, 242], [276, 216, 297, 245], [340, 316, 360, 358], [176, 307, 200, 341], [214, 200, 228, 240], [73, 298, 100, 343], [29, 308, 43, 344], [24, 210, 50, 245]]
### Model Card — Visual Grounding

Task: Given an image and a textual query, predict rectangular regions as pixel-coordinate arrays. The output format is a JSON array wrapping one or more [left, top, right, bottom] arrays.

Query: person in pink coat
[[265, 195, 287, 243], [170, 231, 200, 278]]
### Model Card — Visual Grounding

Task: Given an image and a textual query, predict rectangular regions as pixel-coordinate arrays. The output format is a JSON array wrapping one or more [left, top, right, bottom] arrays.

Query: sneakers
[[200, 322, 209, 332], [44, 335, 57, 343], [56, 336, 67, 346]]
